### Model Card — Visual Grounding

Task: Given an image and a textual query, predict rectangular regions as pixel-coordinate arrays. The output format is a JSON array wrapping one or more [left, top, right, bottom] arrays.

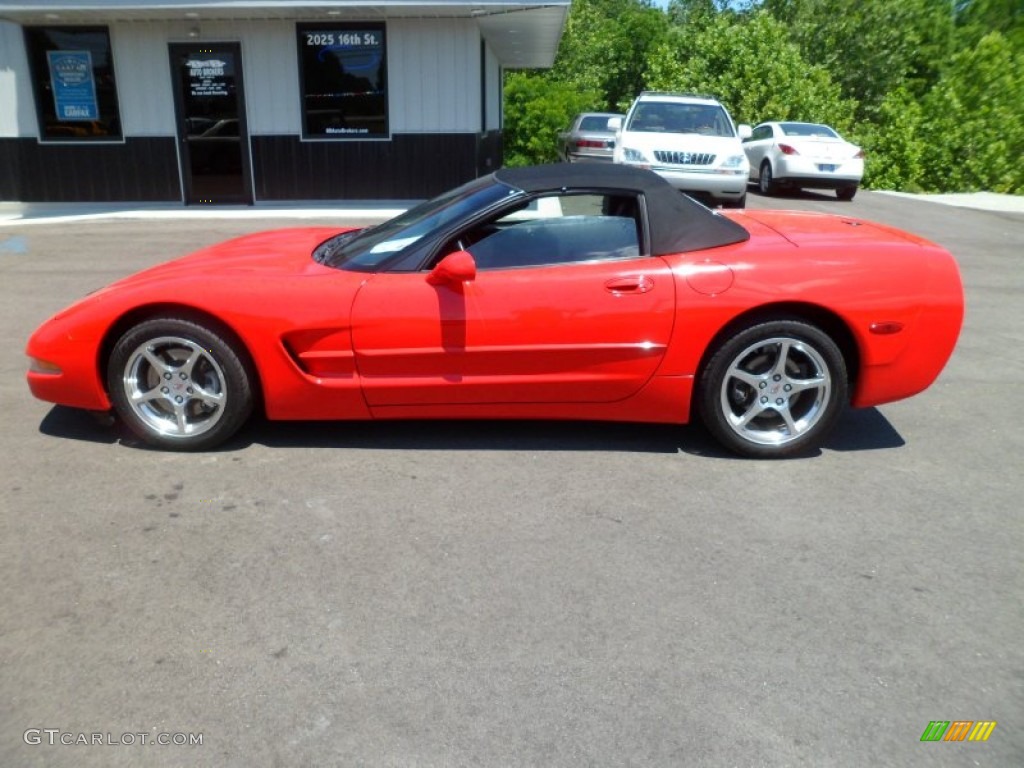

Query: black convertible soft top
[[494, 163, 750, 255]]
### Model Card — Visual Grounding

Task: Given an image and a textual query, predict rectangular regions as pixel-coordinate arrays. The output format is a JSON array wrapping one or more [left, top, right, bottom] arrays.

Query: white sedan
[[743, 122, 864, 200]]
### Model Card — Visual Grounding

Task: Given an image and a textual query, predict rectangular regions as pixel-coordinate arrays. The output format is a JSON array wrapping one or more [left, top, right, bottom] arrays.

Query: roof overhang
[[0, 0, 570, 68]]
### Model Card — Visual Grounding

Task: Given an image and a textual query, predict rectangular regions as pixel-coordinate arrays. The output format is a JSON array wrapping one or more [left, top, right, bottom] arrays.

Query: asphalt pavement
[[0, 186, 1021, 767]]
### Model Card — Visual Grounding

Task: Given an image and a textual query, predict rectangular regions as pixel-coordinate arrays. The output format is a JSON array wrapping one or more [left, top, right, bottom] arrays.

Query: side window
[[447, 193, 643, 271]]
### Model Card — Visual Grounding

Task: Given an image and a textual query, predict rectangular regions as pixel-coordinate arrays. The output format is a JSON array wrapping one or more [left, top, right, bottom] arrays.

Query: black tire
[[106, 316, 253, 450], [722, 193, 747, 209], [758, 160, 778, 196], [697, 319, 848, 458], [837, 185, 857, 201]]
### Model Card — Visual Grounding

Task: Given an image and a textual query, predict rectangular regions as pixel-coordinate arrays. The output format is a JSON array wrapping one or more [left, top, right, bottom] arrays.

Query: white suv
[[611, 92, 752, 207]]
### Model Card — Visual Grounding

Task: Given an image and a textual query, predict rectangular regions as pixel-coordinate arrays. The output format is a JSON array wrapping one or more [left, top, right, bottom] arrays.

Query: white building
[[0, 0, 568, 203]]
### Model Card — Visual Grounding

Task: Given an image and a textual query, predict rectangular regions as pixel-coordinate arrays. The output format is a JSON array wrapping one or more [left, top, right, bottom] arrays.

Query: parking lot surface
[[1, 188, 1021, 766]]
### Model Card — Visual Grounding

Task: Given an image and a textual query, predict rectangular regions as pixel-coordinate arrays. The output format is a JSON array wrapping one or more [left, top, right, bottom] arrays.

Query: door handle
[[605, 275, 654, 294]]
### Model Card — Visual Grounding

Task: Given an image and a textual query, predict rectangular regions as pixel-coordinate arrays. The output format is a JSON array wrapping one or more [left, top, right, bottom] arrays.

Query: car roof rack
[[638, 91, 720, 101], [638, 91, 719, 100]]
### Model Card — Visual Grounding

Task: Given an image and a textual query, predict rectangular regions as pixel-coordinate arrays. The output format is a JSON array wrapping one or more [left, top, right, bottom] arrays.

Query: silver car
[[557, 112, 622, 163]]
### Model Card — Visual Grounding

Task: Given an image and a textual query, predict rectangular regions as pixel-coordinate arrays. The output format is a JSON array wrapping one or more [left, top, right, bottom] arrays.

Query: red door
[[350, 256, 676, 406]]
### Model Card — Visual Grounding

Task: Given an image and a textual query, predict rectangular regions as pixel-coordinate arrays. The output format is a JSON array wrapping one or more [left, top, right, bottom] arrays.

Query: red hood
[[108, 226, 352, 288]]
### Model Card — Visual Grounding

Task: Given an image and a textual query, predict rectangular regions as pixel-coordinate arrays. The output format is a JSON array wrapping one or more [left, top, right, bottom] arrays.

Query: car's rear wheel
[[107, 317, 253, 450], [697, 320, 848, 458], [837, 185, 858, 201], [758, 161, 778, 195]]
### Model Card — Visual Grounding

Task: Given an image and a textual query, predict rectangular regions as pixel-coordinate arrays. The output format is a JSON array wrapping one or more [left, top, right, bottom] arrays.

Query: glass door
[[169, 43, 252, 204]]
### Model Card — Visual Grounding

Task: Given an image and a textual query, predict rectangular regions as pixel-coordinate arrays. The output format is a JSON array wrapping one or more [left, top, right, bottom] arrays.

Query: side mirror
[[606, 116, 622, 132], [427, 250, 476, 286], [737, 124, 753, 140]]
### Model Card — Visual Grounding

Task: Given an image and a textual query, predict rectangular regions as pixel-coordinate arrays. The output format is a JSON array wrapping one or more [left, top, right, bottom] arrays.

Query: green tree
[[666, 0, 725, 29], [955, 0, 1024, 48], [502, 72, 599, 166], [761, 0, 957, 119], [552, 0, 670, 111], [917, 31, 1024, 193], [646, 11, 854, 129]]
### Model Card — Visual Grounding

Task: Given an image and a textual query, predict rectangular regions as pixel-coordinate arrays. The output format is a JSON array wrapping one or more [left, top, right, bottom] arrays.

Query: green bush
[[855, 88, 925, 191]]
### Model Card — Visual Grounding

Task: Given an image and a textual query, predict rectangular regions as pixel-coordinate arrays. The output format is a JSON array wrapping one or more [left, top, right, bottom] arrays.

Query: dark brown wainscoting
[[0, 131, 506, 203], [0, 137, 181, 202], [251, 132, 502, 200]]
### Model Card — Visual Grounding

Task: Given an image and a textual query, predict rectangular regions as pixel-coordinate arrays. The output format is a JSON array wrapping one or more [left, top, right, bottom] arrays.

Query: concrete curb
[[0, 201, 413, 227], [875, 190, 1024, 214]]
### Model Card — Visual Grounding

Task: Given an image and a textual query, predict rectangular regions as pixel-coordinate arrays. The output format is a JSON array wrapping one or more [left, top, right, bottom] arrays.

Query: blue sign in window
[[47, 50, 99, 121]]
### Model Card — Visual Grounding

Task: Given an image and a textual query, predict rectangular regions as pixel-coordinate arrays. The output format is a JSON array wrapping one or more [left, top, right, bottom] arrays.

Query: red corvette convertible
[[26, 164, 963, 457]]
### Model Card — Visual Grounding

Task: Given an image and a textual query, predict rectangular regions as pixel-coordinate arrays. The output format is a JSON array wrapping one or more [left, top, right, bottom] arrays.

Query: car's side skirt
[[360, 374, 694, 425]]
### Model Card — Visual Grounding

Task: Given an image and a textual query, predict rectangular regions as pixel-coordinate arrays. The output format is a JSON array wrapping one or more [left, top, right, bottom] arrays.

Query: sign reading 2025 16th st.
[[47, 51, 99, 121]]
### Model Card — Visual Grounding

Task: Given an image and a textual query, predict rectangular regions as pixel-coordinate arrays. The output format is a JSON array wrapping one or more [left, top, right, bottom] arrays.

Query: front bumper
[[25, 308, 112, 411], [637, 164, 748, 201], [26, 359, 111, 411]]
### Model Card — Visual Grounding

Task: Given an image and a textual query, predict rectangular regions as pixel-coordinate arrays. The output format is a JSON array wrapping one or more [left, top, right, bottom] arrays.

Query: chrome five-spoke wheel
[[107, 317, 253, 450], [720, 337, 830, 446], [122, 336, 227, 438], [698, 320, 848, 458]]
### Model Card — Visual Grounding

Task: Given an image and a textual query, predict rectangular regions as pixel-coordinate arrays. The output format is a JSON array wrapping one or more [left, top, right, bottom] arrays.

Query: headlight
[[622, 148, 647, 163], [717, 154, 749, 175]]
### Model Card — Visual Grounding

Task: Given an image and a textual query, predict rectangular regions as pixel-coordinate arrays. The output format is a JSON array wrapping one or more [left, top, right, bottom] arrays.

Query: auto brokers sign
[[186, 58, 230, 98]]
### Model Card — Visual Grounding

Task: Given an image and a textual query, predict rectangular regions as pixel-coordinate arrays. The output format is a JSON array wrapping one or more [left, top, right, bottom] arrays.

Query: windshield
[[319, 175, 517, 270], [626, 102, 735, 137]]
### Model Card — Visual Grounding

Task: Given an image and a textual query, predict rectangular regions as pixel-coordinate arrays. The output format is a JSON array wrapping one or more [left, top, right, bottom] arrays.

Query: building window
[[23, 26, 123, 142], [297, 23, 387, 139]]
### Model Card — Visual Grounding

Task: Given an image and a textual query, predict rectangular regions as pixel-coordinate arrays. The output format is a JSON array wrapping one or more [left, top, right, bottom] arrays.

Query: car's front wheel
[[697, 320, 848, 458], [107, 316, 254, 450]]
